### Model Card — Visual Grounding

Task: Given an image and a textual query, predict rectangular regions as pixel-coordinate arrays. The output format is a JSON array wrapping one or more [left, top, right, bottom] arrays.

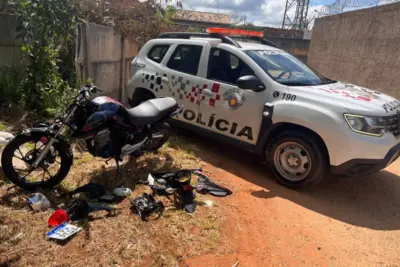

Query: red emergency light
[[207, 27, 264, 38]]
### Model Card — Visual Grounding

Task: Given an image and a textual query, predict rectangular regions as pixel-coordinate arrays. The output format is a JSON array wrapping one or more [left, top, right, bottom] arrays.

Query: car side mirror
[[237, 75, 265, 92]]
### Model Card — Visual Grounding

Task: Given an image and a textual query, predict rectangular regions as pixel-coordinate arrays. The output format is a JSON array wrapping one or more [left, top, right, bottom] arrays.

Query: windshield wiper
[[321, 79, 337, 85], [279, 81, 314, 86]]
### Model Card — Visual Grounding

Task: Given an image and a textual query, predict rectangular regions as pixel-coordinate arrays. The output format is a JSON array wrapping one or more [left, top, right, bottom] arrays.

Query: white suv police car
[[127, 28, 400, 188]]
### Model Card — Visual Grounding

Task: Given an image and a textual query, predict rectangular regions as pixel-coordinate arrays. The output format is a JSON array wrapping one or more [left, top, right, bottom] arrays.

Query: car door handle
[[161, 77, 169, 83], [203, 89, 213, 96]]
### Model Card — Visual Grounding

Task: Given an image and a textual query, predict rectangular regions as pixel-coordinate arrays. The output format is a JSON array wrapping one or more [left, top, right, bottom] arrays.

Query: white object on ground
[[28, 193, 51, 211], [198, 200, 213, 207], [147, 173, 155, 185], [113, 187, 132, 197], [47, 222, 82, 240], [0, 131, 14, 145]]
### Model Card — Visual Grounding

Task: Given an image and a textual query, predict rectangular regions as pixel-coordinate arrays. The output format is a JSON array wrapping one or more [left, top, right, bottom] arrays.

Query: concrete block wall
[[76, 23, 139, 102], [308, 2, 400, 98], [0, 13, 23, 66]]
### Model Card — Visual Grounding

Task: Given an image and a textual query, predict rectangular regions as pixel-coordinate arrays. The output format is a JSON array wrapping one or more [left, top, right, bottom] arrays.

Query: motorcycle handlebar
[[76, 85, 104, 101]]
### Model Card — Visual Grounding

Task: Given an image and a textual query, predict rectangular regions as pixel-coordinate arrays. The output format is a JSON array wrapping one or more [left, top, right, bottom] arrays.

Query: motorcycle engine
[[88, 129, 118, 158]]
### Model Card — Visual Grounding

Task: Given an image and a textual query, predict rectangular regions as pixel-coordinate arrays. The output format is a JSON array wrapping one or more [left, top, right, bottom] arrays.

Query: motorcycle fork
[[32, 106, 77, 168]]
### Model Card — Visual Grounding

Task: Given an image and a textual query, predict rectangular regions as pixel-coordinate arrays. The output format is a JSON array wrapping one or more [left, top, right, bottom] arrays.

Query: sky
[[177, 0, 398, 28]]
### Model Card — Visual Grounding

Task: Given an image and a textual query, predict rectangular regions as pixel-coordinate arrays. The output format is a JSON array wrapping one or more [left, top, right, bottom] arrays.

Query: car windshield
[[245, 50, 335, 86]]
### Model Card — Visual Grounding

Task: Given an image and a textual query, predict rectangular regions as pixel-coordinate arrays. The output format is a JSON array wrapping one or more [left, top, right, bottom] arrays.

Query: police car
[[127, 27, 400, 188]]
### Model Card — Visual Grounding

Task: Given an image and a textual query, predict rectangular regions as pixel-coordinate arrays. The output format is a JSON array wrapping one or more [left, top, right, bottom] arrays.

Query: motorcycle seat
[[127, 97, 177, 126]]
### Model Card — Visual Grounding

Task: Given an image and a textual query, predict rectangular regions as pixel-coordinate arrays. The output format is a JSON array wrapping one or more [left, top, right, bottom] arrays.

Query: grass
[[0, 122, 7, 131], [0, 134, 223, 267]]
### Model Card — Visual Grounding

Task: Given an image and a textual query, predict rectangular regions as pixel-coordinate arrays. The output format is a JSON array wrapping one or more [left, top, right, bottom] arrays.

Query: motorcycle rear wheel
[[1, 135, 73, 191]]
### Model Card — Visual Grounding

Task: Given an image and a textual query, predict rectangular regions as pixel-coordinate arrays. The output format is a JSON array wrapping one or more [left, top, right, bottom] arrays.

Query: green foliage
[[0, 64, 23, 107], [75, 0, 177, 41], [0, 122, 7, 131], [8, 0, 77, 112]]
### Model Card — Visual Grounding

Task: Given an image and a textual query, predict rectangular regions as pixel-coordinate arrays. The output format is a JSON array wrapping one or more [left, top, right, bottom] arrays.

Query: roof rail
[[158, 32, 242, 48], [248, 37, 279, 48]]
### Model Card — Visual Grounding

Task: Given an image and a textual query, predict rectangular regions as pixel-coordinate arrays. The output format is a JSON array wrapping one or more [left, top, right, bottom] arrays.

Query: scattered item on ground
[[236, 221, 241, 232], [99, 195, 117, 202], [198, 200, 214, 207], [48, 209, 69, 227], [131, 193, 164, 221], [232, 261, 239, 267], [0, 131, 14, 145], [27, 193, 51, 211], [47, 222, 82, 241], [142, 168, 230, 214], [194, 170, 232, 197], [148, 169, 199, 213], [113, 187, 132, 197], [66, 183, 107, 199], [178, 189, 197, 213], [66, 199, 114, 221]]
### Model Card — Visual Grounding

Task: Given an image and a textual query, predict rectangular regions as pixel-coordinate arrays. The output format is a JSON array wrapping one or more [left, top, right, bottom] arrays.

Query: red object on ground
[[48, 209, 69, 227]]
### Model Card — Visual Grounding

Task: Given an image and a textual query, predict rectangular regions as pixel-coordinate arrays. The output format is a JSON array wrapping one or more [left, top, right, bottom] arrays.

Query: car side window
[[167, 45, 203, 75], [207, 48, 255, 85], [147, 45, 170, 63]]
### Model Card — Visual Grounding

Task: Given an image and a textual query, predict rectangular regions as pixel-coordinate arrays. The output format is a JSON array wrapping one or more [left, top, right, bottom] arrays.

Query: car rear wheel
[[266, 131, 327, 188]]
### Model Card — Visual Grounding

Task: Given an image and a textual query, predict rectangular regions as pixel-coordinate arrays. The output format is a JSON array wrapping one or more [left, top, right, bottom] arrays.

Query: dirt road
[[183, 136, 400, 267]]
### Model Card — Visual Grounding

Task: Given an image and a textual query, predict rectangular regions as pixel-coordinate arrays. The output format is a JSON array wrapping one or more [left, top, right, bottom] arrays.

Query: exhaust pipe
[[120, 137, 148, 157]]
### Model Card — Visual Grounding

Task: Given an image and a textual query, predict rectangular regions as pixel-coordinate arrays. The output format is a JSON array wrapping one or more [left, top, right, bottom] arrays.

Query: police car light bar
[[207, 28, 264, 38]]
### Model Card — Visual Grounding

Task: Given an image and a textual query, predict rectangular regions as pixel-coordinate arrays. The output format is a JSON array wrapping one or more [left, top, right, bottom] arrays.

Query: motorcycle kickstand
[[105, 157, 122, 181]]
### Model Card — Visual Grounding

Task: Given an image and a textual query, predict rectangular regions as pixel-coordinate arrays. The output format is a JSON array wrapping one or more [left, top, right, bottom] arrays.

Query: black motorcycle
[[1, 85, 182, 190]]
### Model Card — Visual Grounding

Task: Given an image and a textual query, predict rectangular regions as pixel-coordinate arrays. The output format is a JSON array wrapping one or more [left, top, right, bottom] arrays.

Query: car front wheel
[[267, 131, 327, 188]]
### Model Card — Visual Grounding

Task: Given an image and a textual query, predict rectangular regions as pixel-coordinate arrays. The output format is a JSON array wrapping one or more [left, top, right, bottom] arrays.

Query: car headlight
[[344, 114, 386, 137]]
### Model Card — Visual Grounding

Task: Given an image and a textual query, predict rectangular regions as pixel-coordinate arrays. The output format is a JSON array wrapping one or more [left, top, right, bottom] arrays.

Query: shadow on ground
[[173, 130, 400, 231]]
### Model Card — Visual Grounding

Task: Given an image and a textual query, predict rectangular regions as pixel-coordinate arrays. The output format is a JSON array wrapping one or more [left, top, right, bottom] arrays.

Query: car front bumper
[[331, 142, 400, 176]]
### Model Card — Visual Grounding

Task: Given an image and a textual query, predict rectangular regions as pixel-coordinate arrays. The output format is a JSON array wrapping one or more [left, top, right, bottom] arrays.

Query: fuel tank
[[84, 96, 125, 130]]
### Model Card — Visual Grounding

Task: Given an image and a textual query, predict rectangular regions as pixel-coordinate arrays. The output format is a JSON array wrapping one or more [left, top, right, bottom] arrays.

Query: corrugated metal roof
[[173, 10, 231, 24]]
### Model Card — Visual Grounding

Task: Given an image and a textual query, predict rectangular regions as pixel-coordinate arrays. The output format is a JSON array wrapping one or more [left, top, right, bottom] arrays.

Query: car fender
[[270, 101, 348, 163]]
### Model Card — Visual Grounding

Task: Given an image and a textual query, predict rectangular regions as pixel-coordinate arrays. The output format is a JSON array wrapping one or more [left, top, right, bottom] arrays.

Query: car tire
[[266, 131, 327, 188], [129, 90, 154, 107]]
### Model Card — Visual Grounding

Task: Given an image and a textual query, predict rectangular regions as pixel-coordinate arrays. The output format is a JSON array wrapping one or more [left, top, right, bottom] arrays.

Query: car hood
[[291, 81, 400, 117]]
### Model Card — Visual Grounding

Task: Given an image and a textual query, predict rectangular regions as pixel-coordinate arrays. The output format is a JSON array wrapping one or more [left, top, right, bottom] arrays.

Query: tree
[[75, 0, 177, 41], [8, 0, 77, 111]]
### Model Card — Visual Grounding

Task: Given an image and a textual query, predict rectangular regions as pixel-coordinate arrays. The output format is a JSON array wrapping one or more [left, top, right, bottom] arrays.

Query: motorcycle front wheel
[[1, 134, 73, 190]]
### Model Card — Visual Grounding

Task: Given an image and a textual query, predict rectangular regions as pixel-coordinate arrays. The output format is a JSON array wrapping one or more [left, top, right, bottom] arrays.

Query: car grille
[[383, 114, 400, 137]]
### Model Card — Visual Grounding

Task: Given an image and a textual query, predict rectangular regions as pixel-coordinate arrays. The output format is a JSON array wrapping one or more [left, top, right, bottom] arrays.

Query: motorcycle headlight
[[344, 114, 386, 137]]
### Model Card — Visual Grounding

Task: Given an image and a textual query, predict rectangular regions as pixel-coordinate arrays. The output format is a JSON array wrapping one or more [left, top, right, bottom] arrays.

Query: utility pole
[[282, 0, 310, 30]]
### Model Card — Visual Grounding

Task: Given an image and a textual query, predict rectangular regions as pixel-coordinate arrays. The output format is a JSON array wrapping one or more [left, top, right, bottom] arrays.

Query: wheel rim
[[273, 141, 312, 182], [11, 140, 63, 184]]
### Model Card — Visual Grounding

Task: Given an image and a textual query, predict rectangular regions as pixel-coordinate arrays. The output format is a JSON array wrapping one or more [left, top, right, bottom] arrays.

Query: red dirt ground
[[182, 137, 400, 267]]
